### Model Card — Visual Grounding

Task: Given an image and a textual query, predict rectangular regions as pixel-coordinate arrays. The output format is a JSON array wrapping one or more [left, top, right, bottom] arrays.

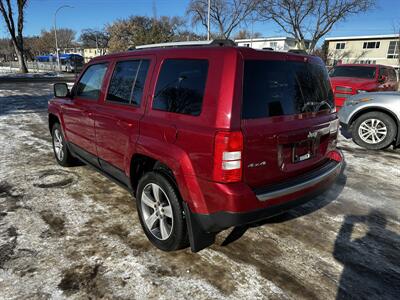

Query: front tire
[[136, 172, 189, 251], [51, 123, 76, 166], [352, 112, 397, 150]]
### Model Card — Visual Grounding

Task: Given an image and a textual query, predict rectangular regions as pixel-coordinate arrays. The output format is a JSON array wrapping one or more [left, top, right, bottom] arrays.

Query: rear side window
[[242, 60, 334, 119], [76, 63, 108, 100], [153, 59, 208, 116], [107, 60, 150, 105]]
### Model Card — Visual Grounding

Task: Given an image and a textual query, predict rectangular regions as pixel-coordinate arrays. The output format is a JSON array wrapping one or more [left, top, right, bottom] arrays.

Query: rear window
[[242, 60, 334, 119], [153, 59, 208, 116], [330, 66, 376, 79]]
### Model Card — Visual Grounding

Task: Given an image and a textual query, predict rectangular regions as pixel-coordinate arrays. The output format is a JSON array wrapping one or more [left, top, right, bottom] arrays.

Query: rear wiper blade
[[302, 100, 332, 112]]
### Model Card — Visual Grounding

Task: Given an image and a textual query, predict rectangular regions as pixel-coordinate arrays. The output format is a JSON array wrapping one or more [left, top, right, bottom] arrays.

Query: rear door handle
[[83, 110, 93, 117], [117, 119, 134, 127]]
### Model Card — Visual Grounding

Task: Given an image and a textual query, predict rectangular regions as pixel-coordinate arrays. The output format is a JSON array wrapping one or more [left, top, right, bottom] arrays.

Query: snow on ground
[[0, 82, 399, 299]]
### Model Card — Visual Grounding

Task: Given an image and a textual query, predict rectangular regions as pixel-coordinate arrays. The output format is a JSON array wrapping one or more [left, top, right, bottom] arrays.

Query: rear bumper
[[188, 154, 343, 233]]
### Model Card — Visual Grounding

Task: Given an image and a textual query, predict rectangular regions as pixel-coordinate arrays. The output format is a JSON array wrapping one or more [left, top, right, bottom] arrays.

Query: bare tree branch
[[187, 0, 259, 39], [0, 0, 28, 72], [257, 0, 375, 53]]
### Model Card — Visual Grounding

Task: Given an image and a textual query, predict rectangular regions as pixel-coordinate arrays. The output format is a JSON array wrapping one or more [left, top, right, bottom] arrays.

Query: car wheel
[[136, 171, 189, 251], [51, 123, 76, 166], [352, 112, 397, 150]]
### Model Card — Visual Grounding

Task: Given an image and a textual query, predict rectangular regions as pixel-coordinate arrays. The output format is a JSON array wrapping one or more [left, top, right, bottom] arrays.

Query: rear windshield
[[242, 60, 334, 119], [330, 66, 376, 79]]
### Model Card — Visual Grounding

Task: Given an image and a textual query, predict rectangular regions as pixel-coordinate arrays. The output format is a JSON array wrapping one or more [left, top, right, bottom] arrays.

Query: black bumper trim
[[189, 164, 340, 233]]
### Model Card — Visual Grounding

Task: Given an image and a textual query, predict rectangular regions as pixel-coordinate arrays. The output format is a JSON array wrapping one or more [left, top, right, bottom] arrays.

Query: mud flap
[[221, 225, 249, 246], [183, 202, 216, 252]]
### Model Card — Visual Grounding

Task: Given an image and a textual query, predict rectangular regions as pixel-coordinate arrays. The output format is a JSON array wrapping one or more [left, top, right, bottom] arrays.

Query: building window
[[270, 42, 278, 49], [336, 42, 345, 50], [387, 41, 399, 59], [363, 41, 380, 49]]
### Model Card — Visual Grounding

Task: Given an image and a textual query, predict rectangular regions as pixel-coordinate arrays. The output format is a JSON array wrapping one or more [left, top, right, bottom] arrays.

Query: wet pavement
[[0, 81, 399, 299]]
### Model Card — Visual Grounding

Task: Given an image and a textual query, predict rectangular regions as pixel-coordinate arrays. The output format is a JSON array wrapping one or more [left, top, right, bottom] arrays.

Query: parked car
[[329, 64, 399, 109], [339, 92, 400, 150], [48, 40, 343, 252]]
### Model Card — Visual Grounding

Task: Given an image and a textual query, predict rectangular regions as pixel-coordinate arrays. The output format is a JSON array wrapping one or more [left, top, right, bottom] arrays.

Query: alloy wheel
[[53, 129, 64, 161], [141, 183, 174, 240], [358, 118, 387, 144]]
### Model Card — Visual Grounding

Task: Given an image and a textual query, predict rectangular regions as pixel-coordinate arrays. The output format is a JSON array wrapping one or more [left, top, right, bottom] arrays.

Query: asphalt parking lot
[[0, 81, 399, 299]]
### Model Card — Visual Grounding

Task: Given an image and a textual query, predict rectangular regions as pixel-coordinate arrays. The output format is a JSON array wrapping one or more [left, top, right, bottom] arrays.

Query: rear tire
[[51, 123, 76, 167], [136, 171, 189, 251], [352, 112, 397, 150]]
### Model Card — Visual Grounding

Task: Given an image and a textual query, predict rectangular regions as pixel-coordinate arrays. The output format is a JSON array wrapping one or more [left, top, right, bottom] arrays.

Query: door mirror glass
[[54, 83, 69, 98], [378, 75, 387, 83]]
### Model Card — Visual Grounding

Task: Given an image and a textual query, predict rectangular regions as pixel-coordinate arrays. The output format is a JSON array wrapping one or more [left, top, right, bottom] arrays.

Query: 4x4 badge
[[247, 161, 267, 168]]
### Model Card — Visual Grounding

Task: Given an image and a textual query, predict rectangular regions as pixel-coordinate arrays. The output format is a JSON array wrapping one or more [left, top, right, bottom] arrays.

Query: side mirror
[[378, 75, 387, 83], [54, 83, 70, 98]]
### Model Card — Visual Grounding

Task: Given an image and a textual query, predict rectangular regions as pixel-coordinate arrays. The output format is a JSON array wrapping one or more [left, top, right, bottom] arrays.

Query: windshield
[[330, 66, 376, 79], [242, 60, 334, 119]]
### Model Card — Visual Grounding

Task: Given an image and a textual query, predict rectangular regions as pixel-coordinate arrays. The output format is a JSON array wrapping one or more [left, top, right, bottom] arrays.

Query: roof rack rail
[[131, 39, 236, 50]]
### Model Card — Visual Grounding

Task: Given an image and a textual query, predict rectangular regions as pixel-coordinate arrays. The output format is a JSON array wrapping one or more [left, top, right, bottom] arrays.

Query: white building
[[325, 34, 400, 69], [235, 37, 310, 51]]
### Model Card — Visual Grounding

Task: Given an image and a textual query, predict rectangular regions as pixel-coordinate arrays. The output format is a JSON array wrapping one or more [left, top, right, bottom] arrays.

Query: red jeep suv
[[48, 40, 343, 252], [330, 64, 399, 109]]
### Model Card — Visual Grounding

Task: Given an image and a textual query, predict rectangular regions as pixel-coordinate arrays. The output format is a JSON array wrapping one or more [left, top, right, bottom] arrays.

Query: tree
[[80, 28, 109, 48], [106, 16, 185, 52], [0, 0, 28, 72], [234, 29, 262, 40], [34, 28, 76, 54], [257, 0, 375, 52], [0, 38, 14, 61], [187, 0, 259, 39], [312, 40, 329, 63]]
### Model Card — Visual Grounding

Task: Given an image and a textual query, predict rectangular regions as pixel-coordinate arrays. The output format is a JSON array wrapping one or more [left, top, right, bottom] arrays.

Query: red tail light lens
[[213, 131, 243, 183], [327, 150, 343, 162]]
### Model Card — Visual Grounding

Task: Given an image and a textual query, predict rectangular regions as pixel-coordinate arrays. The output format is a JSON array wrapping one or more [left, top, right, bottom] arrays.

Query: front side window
[[388, 69, 397, 81], [242, 60, 334, 119], [153, 59, 208, 116], [76, 63, 108, 100], [106, 60, 150, 105]]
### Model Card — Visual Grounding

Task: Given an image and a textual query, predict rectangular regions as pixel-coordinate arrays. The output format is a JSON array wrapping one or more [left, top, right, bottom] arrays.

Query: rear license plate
[[292, 140, 313, 163]]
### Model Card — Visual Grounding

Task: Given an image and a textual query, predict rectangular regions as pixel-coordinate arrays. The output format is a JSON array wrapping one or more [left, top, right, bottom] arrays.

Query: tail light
[[327, 150, 343, 162], [213, 131, 243, 183]]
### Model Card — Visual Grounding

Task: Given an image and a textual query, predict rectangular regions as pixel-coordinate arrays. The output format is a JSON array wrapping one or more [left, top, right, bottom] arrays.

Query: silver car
[[338, 92, 400, 150]]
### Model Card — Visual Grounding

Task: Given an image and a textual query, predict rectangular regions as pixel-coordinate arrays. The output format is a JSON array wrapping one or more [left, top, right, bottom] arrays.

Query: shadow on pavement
[[0, 94, 50, 116], [222, 161, 348, 246], [333, 210, 400, 299]]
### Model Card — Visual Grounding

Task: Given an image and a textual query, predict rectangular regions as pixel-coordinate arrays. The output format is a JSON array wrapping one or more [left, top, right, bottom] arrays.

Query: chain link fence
[[0, 61, 59, 73]]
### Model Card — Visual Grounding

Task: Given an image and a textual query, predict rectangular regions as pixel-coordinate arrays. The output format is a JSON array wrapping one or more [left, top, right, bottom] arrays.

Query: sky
[[0, 0, 399, 41]]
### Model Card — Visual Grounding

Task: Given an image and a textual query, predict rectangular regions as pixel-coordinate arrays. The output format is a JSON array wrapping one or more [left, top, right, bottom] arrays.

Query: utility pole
[[207, 0, 211, 40], [54, 5, 73, 71]]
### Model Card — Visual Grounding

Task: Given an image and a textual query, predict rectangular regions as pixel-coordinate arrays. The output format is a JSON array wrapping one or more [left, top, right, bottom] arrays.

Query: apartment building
[[235, 37, 310, 51], [326, 34, 400, 69]]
